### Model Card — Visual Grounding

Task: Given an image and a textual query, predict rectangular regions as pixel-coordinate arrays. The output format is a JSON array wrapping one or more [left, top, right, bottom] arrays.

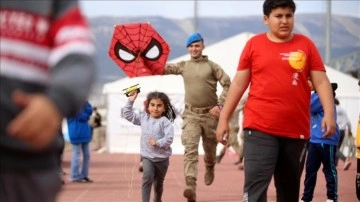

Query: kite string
[[123, 126, 140, 199]]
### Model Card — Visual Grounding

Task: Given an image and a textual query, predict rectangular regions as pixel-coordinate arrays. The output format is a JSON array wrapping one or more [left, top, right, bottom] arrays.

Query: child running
[[122, 90, 176, 202], [300, 81, 340, 202]]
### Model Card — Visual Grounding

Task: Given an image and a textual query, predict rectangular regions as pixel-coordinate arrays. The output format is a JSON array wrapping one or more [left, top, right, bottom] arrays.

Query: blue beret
[[186, 32, 203, 47]]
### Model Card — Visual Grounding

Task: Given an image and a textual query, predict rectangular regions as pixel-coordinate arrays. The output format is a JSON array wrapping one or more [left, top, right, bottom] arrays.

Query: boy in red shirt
[[216, 0, 336, 201]]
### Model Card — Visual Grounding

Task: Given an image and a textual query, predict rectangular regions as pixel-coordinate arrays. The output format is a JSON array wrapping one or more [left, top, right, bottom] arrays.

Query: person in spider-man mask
[[163, 32, 231, 202]]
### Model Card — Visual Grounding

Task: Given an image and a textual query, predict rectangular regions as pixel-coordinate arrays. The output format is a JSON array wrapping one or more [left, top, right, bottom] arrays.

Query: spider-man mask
[[108, 23, 170, 78]]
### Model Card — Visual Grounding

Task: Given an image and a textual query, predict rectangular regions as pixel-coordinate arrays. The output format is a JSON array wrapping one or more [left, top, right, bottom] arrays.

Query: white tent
[[103, 32, 359, 154]]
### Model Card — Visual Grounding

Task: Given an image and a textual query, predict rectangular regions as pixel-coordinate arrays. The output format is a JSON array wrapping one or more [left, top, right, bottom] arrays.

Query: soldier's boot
[[183, 177, 196, 202], [204, 165, 215, 185]]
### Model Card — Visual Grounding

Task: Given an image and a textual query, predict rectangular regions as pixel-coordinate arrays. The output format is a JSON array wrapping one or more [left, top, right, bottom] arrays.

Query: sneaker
[[71, 178, 85, 183], [343, 159, 351, 171], [183, 188, 196, 202], [82, 177, 93, 183], [326, 200, 334, 202], [204, 166, 214, 185]]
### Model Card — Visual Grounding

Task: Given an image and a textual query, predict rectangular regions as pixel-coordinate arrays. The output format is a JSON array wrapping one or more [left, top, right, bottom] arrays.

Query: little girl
[[122, 90, 176, 202]]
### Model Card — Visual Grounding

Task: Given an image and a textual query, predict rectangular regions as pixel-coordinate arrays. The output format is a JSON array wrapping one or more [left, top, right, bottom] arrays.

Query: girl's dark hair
[[263, 0, 296, 16], [145, 91, 177, 122]]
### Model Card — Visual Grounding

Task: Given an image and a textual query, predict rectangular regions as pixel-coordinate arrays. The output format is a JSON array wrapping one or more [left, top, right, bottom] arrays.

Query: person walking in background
[[0, 1, 95, 202], [216, 97, 247, 170], [300, 81, 340, 202], [216, 0, 336, 201], [122, 91, 176, 202], [90, 107, 103, 151], [163, 32, 231, 202], [67, 101, 94, 183], [57, 130, 66, 184], [334, 98, 352, 170]]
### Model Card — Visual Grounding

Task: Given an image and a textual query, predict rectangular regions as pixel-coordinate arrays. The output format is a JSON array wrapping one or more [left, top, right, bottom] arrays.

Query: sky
[[80, 1, 360, 19]]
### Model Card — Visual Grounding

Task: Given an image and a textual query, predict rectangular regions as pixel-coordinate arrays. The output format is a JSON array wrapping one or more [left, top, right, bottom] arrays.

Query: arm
[[151, 120, 174, 149], [7, 1, 95, 149], [216, 69, 251, 144], [214, 64, 232, 105], [163, 61, 185, 75], [122, 91, 141, 125], [78, 102, 93, 121], [310, 71, 336, 138], [209, 63, 232, 117]]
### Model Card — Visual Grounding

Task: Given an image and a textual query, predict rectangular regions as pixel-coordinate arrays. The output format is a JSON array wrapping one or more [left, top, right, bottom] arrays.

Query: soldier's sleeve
[[163, 61, 186, 75], [213, 63, 231, 104]]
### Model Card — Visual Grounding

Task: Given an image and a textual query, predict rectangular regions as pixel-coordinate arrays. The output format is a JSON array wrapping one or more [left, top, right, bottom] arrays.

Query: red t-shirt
[[238, 33, 325, 139]]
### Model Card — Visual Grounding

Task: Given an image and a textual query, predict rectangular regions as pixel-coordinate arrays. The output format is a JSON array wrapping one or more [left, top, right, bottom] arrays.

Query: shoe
[[326, 200, 334, 202], [82, 177, 93, 182], [204, 166, 214, 185], [343, 159, 351, 170], [183, 188, 196, 202], [71, 178, 85, 183]]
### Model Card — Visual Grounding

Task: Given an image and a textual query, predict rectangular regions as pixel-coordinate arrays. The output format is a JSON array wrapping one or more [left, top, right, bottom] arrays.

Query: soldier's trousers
[[181, 109, 218, 186]]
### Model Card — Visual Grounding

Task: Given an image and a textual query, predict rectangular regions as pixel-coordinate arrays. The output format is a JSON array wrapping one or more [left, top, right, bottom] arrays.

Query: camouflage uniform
[[164, 56, 231, 201]]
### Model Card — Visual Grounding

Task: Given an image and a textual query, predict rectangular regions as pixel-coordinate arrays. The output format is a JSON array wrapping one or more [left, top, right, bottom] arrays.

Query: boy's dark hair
[[334, 98, 340, 105], [263, 0, 296, 16], [145, 91, 177, 122]]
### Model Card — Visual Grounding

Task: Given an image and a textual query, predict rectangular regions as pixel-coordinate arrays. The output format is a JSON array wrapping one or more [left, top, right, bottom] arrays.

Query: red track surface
[[57, 149, 357, 202]]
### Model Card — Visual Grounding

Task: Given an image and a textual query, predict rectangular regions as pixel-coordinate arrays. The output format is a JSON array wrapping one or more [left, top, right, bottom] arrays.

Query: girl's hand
[[149, 137, 157, 148], [128, 90, 138, 102]]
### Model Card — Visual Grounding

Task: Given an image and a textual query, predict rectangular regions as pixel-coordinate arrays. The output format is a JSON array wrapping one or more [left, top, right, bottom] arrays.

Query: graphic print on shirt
[[280, 50, 306, 86]]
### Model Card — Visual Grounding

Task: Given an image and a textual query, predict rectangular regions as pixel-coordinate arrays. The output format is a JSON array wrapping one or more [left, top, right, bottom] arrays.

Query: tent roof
[[325, 66, 358, 98]]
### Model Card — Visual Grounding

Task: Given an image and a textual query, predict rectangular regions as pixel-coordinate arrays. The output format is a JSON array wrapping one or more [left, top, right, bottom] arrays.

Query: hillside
[[88, 14, 360, 104]]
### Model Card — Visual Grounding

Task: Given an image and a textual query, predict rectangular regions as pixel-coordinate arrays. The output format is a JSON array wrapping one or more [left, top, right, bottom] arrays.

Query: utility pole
[[325, 0, 331, 64], [194, 0, 198, 32]]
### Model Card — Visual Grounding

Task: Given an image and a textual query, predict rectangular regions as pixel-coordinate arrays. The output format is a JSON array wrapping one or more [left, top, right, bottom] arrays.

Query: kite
[[108, 23, 170, 78]]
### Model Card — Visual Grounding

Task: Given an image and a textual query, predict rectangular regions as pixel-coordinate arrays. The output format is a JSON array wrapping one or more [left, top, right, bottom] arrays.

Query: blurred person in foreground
[[216, 0, 336, 201], [0, 1, 96, 202]]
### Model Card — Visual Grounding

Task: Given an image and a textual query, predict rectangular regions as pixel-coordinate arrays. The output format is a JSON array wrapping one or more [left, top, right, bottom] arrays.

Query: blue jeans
[[70, 143, 90, 180]]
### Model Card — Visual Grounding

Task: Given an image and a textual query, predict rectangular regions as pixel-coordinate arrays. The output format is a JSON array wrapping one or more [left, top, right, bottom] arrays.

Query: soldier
[[216, 97, 247, 170], [163, 32, 231, 202]]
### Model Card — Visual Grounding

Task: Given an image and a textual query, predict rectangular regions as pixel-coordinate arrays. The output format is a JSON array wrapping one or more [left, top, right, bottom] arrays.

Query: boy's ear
[[263, 15, 269, 25]]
